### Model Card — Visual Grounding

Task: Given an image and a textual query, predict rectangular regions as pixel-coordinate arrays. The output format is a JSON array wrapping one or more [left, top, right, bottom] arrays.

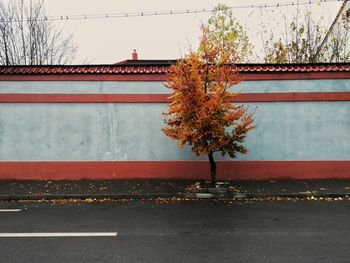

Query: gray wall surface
[[0, 101, 349, 161], [0, 79, 349, 93]]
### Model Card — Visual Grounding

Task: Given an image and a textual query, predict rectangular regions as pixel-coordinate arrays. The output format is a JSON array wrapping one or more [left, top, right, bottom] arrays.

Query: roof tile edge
[[0, 61, 349, 75]]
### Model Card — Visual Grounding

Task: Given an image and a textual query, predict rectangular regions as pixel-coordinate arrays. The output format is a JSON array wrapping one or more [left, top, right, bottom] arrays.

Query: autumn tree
[[163, 27, 255, 187], [0, 0, 77, 65], [263, 3, 350, 63], [263, 16, 324, 63]]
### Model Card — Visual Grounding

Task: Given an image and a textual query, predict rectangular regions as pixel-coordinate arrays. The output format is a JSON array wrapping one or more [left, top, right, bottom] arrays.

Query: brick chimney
[[132, 49, 138, 60]]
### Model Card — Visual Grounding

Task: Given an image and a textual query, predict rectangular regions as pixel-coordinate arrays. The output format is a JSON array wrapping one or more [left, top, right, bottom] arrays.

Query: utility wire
[[0, 0, 343, 23]]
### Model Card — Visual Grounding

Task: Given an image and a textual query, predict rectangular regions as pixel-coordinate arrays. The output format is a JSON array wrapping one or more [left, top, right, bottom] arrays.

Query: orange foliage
[[163, 27, 255, 159]]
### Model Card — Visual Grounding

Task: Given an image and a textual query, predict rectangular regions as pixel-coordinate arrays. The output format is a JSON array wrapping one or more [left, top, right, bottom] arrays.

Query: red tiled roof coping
[[0, 62, 349, 75]]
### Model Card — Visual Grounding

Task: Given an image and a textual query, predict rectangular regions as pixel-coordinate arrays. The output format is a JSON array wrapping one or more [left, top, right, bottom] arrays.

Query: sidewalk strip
[[0, 209, 22, 212], [0, 232, 118, 237]]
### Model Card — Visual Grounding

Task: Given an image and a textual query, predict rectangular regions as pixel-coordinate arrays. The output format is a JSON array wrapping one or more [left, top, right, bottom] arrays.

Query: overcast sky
[[35, 0, 342, 64]]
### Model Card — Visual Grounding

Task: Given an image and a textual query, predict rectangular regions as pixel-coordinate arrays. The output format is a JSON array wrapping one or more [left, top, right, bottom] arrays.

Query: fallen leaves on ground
[[4, 198, 133, 204], [0, 195, 349, 204]]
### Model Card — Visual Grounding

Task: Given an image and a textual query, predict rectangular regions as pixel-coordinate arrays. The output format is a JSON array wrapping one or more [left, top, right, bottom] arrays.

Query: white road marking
[[0, 209, 22, 212], [0, 232, 118, 237]]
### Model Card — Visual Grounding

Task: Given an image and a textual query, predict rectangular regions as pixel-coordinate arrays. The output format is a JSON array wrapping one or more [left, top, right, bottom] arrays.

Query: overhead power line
[[0, 0, 343, 23]]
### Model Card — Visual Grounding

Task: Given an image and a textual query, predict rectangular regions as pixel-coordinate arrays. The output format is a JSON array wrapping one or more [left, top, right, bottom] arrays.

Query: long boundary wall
[[0, 65, 349, 180]]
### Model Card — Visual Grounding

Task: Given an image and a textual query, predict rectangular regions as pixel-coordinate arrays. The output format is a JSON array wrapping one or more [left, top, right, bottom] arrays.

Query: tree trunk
[[208, 152, 216, 188]]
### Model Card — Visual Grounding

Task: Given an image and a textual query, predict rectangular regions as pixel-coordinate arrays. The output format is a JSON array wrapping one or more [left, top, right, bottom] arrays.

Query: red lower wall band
[[0, 92, 349, 103], [0, 160, 349, 180]]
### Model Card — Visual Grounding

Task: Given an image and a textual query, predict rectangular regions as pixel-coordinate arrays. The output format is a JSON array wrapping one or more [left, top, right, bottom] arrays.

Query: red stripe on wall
[[0, 74, 168, 81], [0, 92, 349, 103], [0, 93, 170, 103], [234, 92, 350, 102], [0, 71, 349, 81], [0, 161, 349, 180], [242, 72, 350, 80]]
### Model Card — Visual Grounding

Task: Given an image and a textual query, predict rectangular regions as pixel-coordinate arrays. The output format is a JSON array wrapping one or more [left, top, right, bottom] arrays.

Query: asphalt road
[[0, 199, 349, 263]]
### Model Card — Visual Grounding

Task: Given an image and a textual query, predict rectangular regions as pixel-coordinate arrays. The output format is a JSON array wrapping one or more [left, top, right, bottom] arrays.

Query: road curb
[[1, 192, 350, 201]]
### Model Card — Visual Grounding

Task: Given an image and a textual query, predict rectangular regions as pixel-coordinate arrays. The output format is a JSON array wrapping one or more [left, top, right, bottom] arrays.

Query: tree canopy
[[263, 5, 350, 63], [202, 4, 253, 63], [163, 26, 255, 186]]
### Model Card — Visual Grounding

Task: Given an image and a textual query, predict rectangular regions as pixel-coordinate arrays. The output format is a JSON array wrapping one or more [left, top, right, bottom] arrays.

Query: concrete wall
[[0, 102, 349, 161], [0, 77, 349, 179], [0, 79, 349, 93]]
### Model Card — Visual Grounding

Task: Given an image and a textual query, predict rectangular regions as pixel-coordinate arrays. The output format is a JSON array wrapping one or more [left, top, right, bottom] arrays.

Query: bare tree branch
[[0, 0, 77, 65]]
